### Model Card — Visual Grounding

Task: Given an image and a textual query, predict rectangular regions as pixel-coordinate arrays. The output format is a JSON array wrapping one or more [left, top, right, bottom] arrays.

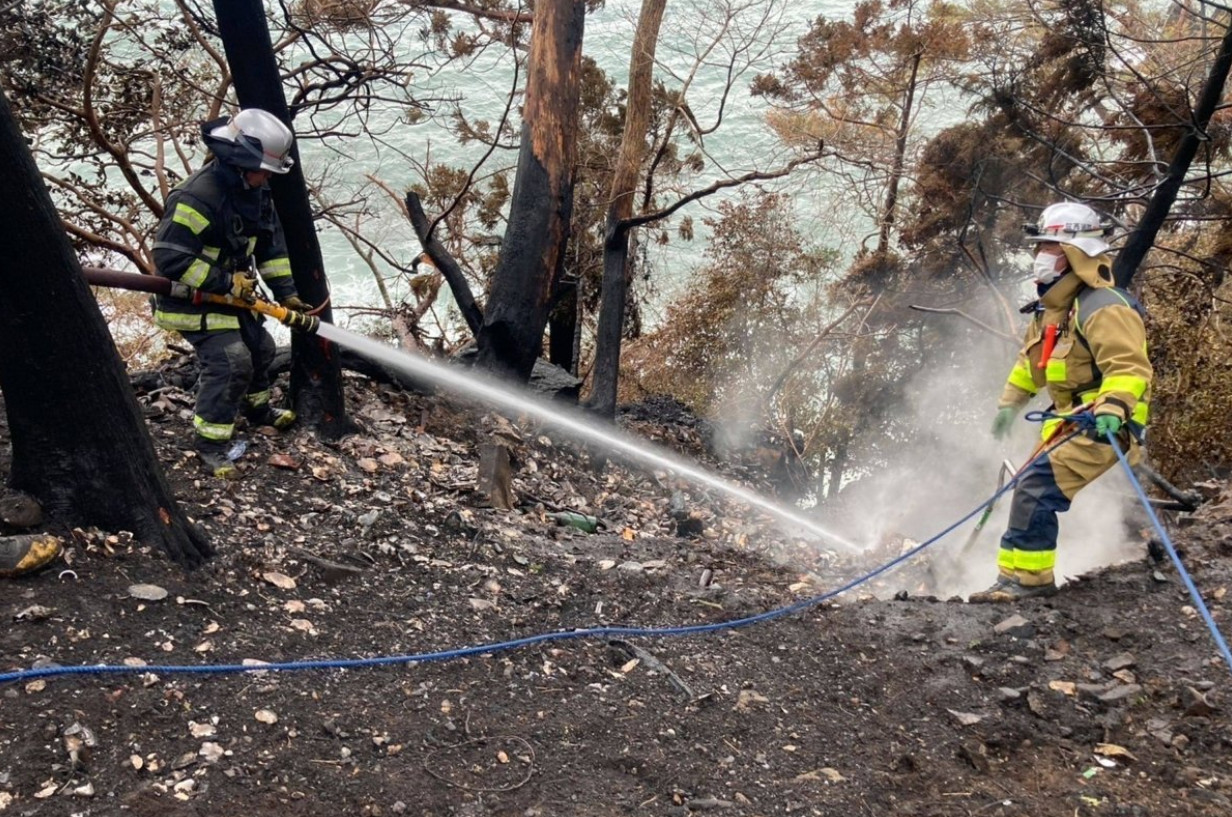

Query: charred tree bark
[[877, 51, 920, 254], [0, 89, 211, 568], [548, 277, 579, 374], [588, 0, 666, 419], [405, 191, 484, 336], [1113, 14, 1232, 288], [476, 0, 585, 383], [212, 0, 354, 438]]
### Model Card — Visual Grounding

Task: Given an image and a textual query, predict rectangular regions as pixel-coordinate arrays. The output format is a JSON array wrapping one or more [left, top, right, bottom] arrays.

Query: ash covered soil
[[2, 367, 1231, 817]]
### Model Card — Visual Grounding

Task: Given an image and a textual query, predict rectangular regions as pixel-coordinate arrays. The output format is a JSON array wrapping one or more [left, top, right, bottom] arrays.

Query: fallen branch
[[1134, 462, 1204, 511], [608, 639, 696, 701], [288, 547, 366, 575]]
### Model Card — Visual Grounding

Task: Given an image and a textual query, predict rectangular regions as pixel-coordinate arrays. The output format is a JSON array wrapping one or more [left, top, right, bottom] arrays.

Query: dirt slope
[[2, 373, 1230, 816]]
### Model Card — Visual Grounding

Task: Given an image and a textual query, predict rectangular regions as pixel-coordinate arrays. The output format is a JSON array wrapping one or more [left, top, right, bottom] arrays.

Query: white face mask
[[1032, 252, 1066, 286]]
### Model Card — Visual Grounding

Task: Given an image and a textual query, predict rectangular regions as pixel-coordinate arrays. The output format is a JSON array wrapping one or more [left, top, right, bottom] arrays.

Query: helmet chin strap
[[203, 134, 259, 171]]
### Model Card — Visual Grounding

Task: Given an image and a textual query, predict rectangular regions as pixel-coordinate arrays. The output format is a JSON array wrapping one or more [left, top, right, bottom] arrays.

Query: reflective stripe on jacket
[[151, 161, 298, 332]]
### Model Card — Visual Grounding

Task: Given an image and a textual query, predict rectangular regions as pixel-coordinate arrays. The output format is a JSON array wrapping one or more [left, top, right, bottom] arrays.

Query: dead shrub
[[291, 0, 380, 30], [91, 287, 172, 368], [1140, 265, 1232, 482]]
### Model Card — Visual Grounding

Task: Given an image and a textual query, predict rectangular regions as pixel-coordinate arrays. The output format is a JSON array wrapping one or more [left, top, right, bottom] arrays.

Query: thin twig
[[608, 639, 696, 700], [423, 735, 535, 792]]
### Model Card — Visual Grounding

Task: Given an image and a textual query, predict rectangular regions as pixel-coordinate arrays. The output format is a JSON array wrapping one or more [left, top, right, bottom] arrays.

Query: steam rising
[[828, 296, 1145, 598]]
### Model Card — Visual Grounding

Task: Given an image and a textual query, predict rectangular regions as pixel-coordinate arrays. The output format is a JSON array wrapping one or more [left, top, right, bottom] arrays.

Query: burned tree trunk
[[0, 90, 211, 568], [476, 0, 585, 382], [212, 0, 354, 437], [1112, 13, 1232, 288], [589, 0, 667, 418]]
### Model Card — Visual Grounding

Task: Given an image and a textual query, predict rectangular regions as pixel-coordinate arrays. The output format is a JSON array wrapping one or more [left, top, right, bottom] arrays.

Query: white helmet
[[206, 109, 295, 174], [1024, 201, 1112, 258]]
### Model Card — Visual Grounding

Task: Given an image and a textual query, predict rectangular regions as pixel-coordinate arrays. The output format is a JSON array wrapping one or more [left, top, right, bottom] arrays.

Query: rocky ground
[[1, 360, 1231, 817]]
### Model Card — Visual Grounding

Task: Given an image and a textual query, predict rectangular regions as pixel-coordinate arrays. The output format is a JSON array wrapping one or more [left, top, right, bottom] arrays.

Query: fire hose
[[81, 267, 320, 335]]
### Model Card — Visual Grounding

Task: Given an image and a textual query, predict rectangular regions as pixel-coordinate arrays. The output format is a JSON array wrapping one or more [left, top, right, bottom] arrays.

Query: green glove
[[991, 407, 1017, 440], [1095, 414, 1122, 437], [279, 295, 311, 312]]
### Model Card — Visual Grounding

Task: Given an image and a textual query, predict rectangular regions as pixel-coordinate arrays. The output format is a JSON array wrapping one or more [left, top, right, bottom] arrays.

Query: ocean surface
[[296, 0, 860, 330]]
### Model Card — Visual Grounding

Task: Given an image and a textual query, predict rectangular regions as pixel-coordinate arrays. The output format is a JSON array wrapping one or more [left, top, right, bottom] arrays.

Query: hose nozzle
[[282, 310, 320, 335]]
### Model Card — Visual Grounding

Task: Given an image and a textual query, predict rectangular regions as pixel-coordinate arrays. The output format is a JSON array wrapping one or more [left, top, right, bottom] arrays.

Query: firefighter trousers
[[182, 316, 275, 443], [997, 430, 1142, 586]]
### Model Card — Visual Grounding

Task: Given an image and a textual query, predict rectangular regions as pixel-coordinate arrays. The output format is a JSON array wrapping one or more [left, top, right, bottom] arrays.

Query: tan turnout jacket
[[998, 247, 1152, 436]]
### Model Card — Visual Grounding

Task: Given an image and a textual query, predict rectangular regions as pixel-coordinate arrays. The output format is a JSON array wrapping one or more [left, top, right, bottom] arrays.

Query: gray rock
[[994, 614, 1034, 638], [1181, 686, 1215, 717], [1097, 683, 1143, 704], [0, 492, 43, 528], [961, 655, 986, 672]]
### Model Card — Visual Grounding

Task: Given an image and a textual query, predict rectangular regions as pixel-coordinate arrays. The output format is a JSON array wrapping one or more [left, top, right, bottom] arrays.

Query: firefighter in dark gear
[[969, 202, 1152, 603], [152, 108, 312, 479]]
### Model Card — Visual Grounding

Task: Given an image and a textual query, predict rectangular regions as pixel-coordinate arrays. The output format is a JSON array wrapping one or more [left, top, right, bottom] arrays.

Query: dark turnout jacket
[[152, 161, 297, 332]]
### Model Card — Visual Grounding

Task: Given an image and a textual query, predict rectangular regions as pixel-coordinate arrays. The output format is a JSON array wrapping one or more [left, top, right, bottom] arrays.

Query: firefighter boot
[[0, 534, 64, 578], [245, 404, 297, 432], [968, 576, 1058, 603], [195, 437, 239, 480]]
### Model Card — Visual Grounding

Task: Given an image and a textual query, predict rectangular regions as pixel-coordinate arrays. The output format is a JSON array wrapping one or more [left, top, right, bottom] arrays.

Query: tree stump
[[478, 442, 515, 510]]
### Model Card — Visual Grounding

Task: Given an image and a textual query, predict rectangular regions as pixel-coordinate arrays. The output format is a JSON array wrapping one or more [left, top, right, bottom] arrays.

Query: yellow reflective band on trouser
[[259, 256, 293, 280], [244, 390, 271, 408], [997, 547, 1056, 586], [172, 202, 210, 235], [1039, 417, 1063, 441], [194, 415, 234, 441], [204, 314, 241, 331], [1013, 549, 1056, 573], [1008, 364, 1036, 394]]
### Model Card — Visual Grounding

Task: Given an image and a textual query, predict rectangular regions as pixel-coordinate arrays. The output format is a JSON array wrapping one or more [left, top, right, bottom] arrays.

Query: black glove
[[280, 295, 311, 312]]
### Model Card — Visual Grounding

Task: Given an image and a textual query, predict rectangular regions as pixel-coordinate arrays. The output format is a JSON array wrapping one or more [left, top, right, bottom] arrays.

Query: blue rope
[[1107, 432, 1232, 678], [1, 470, 1031, 686]]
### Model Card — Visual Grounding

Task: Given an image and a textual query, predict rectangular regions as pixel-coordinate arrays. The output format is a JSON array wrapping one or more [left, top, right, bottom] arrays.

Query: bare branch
[[620, 146, 827, 231], [907, 304, 1017, 344]]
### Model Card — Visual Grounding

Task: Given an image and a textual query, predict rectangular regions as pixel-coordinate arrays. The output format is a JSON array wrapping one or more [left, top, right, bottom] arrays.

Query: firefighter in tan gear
[[969, 202, 1152, 603]]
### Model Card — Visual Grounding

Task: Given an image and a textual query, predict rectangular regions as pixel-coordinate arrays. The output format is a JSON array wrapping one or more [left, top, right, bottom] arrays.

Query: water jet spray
[[81, 266, 857, 552], [313, 323, 858, 552]]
